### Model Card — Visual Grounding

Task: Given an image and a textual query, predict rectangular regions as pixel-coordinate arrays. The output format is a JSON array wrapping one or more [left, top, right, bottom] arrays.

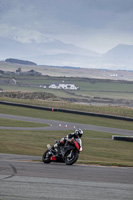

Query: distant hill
[[1, 34, 133, 70], [0, 36, 100, 68], [5, 58, 37, 66], [102, 44, 133, 64]]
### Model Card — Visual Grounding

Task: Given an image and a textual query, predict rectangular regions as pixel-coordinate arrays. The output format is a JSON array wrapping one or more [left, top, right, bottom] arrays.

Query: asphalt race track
[[0, 114, 133, 199], [0, 154, 133, 200], [0, 113, 133, 135]]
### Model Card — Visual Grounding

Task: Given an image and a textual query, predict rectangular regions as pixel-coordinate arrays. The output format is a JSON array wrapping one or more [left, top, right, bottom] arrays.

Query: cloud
[[1, 0, 133, 53], [2, 0, 133, 31]]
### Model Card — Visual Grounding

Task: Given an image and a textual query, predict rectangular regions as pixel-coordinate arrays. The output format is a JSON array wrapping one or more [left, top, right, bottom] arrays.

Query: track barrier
[[0, 101, 133, 122], [112, 135, 133, 142]]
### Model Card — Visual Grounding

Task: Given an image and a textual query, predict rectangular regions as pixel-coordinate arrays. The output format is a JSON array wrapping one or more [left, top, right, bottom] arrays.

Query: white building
[[110, 74, 118, 77], [49, 83, 79, 90], [40, 85, 47, 88]]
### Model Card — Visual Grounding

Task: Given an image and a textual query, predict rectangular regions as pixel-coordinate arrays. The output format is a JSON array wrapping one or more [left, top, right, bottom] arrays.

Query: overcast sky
[[0, 0, 133, 53]]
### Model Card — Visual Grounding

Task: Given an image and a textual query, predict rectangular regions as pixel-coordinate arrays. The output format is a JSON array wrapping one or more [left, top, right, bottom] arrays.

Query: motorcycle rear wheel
[[64, 150, 79, 165], [42, 150, 51, 164]]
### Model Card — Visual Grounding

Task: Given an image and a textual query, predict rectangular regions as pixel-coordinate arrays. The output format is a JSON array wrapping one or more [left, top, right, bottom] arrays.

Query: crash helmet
[[74, 129, 83, 138]]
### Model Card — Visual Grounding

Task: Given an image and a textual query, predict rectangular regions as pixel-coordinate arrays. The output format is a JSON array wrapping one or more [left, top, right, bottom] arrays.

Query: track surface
[[0, 154, 133, 200], [0, 113, 133, 135], [0, 114, 133, 199]]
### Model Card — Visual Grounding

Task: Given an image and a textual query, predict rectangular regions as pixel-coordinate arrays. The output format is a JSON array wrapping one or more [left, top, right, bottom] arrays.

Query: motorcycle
[[42, 137, 82, 165]]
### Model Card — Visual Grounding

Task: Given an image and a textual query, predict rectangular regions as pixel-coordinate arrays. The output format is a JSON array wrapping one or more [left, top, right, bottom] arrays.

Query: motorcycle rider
[[43, 128, 83, 165], [53, 128, 83, 149]]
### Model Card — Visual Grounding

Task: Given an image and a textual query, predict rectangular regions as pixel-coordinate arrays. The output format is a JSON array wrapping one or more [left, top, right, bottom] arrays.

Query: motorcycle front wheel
[[42, 150, 51, 164], [64, 150, 79, 165]]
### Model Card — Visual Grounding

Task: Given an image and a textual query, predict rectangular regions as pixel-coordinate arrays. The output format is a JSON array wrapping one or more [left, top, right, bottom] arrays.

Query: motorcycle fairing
[[50, 154, 64, 163], [74, 141, 80, 150], [50, 156, 56, 161]]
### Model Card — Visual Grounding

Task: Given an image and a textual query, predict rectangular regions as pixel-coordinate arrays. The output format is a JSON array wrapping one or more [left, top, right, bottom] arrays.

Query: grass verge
[[0, 97, 133, 117], [0, 118, 49, 127], [0, 129, 133, 167], [0, 104, 133, 130]]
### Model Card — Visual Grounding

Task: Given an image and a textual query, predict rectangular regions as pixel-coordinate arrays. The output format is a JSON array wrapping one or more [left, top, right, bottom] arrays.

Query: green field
[[0, 104, 133, 166], [1, 74, 133, 124], [0, 129, 133, 167], [1, 74, 133, 102], [0, 96, 133, 118]]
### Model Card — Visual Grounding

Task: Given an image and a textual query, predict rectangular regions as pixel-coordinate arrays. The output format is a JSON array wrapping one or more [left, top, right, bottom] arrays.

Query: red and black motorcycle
[[42, 137, 82, 165]]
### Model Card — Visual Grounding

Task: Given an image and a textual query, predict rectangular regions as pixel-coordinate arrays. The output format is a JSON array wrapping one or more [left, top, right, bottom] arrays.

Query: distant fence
[[0, 101, 133, 122], [112, 135, 133, 142]]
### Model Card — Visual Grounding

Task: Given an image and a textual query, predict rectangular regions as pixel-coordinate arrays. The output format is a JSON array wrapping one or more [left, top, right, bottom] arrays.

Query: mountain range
[[0, 36, 133, 70]]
